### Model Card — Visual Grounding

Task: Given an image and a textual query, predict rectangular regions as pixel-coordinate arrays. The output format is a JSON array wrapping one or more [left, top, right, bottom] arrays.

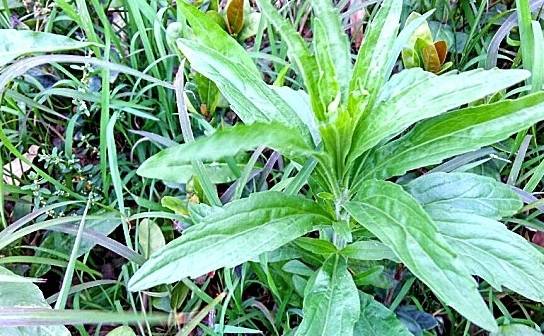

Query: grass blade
[[55, 197, 91, 309], [177, 292, 225, 336], [174, 65, 221, 206], [0, 309, 170, 326]]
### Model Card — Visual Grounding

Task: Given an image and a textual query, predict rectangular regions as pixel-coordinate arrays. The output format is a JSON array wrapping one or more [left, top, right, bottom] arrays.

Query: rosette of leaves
[[129, 0, 544, 334], [401, 12, 452, 74]]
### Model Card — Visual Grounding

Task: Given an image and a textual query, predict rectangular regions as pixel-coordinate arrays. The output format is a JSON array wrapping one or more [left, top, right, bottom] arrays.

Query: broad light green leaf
[[128, 192, 330, 291], [313, 19, 341, 112], [405, 173, 522, 219], [427, 211, 544, 303], [271, 86, 320, 145], [161, 196, 188, 215], [137, 122, 314, 181], [255, 0, 324, 120], [405, 173, 544, 302], [282, 260, 314, 277], [106, 326, 136, 336], [0, 266, 70, 336], [349, 68, 530, 161], [295, 254, 359, 336], [180, 2, 259, 76], [138, 219, 165, 259], [491, 324, 543, 336], [294, 237, 337, 256], [320, 108, 356, 180], [349, 0, 402, 113], [249, 244, 304, 263], [179, 2, 310, 136], [375, 67, 434, 102], [341, 240, 398, 262], [0, 29, 92, 67], [360, 92, 544, 181], [354, 292, 411, 336], [311, 0, 351, 104], [139, 162, 243, 184], [177, 38, 311, 139], [345, 180, 497, 332]]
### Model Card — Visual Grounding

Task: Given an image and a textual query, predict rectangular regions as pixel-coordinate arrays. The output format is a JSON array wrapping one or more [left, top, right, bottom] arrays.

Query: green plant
[[401, 11, 452, 74], [2, 0, 543, 335], [126, 0, 544, 334]]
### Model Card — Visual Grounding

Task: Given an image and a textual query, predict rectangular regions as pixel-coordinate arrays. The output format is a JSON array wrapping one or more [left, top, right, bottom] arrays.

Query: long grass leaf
[[55, 198, 92, 309]]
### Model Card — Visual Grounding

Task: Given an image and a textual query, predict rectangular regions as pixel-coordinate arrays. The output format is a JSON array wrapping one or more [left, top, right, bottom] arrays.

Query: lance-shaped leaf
[[345, 180, 497, 332], [427, 211, 544, 303], [354, 292, 411, 336], [295, 254, 360, 336], [271, 86, 320, 145], [405, 173, 544, 302], [312, 19, 341, 111], [359, 92, 544, 181], [349, 0, 402, 113], [0, 29, 92, 67], [128, 192, 330, 291], [177, 38, 312, 140], [255, 0, 324, 120], [137, 122, 315, 181], [0, 266, 70, 336], [405, 173, 522, 219], [349, 68, 530, 161], [180, 2, 259, 76], [320, 108, 355, 179], [138, 219, 165, 259], [311, 0, 351, 103], [179, 2, 310, 135], [137, 162, 243, 184], [341, 240, 398, 262]]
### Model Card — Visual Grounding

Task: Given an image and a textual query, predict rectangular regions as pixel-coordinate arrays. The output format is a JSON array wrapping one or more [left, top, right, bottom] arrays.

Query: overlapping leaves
[[131, 0, 544, 334], [128, 192, 331, 291], [407, 173, 544, 303]]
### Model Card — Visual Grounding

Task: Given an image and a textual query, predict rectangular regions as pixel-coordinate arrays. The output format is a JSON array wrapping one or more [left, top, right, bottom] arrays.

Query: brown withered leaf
[[225, 0, 244, 35]]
